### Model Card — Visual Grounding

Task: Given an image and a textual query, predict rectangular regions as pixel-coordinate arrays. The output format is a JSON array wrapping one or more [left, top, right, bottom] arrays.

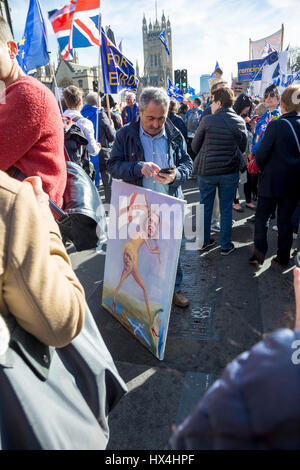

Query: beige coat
[[0, 171, 85, 348]]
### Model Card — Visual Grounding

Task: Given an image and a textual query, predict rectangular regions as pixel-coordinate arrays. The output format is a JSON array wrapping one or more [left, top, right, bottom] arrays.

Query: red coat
[[0, 76, 66, 207]]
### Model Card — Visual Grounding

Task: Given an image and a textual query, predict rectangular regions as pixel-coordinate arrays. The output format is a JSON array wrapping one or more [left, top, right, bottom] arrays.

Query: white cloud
[[9, 0, 300, 92]]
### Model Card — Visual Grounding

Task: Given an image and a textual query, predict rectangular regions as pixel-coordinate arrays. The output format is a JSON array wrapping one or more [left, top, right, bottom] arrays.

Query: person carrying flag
[[0, 16, 67, 209]]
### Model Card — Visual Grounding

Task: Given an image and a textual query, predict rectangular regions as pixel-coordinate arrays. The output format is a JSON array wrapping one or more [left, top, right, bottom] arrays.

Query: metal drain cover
[[169, 305, 217, 340]]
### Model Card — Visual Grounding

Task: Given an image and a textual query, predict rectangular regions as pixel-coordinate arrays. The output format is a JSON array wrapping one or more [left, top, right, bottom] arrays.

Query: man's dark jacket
[[255, 112, 300, 200], [107, 118, 193, 199], [192, 108, 247, 176]]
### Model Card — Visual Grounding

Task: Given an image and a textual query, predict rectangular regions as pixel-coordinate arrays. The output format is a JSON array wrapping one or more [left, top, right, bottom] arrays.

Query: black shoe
[[220, 243, 235, 256], [249, 255, 263, 266], [271, 257, 290, 269], [199, 239, 216, 252]]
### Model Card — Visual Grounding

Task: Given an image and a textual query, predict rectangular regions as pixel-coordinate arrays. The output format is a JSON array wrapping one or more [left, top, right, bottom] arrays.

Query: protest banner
[[102, 180, 185, 360], [100, 27, 138, 94], [249, 26, 283, 59], [238, 59, 264, 83]]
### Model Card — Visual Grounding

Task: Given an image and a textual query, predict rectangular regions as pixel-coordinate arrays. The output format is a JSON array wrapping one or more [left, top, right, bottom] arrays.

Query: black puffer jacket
[[256, 112, 300, 199], [192, 108, 247, 176]]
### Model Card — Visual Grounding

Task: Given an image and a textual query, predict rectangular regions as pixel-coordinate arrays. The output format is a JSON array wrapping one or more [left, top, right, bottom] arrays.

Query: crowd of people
[[1, 13, 300, 449]]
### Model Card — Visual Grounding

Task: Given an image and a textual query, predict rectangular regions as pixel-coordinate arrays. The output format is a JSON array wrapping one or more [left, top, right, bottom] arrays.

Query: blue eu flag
[[158, 29, 170, 56], [167, 78, 183, 102], [16, 0, 50, 74]]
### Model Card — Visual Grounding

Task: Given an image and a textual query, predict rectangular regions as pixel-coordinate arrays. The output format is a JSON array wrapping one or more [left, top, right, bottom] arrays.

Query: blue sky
[[9, 0, 300, 91]]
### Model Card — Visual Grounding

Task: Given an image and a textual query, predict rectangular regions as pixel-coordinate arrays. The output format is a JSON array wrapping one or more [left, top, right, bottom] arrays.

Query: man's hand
[[153, 165, 177, 185], [141, 162, 161, 178]]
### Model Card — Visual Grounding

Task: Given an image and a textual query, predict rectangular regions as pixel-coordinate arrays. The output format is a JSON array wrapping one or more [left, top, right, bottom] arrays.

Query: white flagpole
[[50, 53, 63, 114]]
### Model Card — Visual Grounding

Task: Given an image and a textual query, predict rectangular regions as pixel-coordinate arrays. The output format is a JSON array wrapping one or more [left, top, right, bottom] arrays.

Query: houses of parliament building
[[142, 11, 173, 89]]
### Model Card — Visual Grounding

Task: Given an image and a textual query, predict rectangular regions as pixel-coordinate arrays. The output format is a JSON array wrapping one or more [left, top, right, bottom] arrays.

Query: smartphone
[[296, 252, 300, 268], [158, 168, 173, 174]]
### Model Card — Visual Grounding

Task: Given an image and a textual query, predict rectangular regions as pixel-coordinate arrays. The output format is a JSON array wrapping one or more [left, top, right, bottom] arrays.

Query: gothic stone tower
[[142, 11, 173, 89], [0, 0, 14, 37]]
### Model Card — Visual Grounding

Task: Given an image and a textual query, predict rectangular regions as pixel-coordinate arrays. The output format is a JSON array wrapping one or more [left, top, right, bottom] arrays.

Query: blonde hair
[[281, 85, 300, 113]]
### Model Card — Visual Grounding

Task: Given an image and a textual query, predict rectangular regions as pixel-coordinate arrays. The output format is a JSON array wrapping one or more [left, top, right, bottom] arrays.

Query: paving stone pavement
[[69, 178, 299, 450]]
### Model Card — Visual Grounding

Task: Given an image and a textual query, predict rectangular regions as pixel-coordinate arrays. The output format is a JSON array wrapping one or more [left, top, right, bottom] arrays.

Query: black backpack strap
[[281, 119, 300, 154], [9, 167, 68, 222]]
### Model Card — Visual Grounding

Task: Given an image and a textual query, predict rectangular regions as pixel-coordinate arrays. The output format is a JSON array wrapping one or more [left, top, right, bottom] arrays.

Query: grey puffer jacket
[[192, 108, 247, 176]]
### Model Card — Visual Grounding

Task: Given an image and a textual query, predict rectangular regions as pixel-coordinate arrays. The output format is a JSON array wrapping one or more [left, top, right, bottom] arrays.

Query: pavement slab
[[69, 178, 299, 450]]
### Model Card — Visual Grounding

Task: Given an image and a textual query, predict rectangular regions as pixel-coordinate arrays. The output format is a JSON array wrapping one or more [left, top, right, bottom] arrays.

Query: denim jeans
[[198, 173, 239, 250]]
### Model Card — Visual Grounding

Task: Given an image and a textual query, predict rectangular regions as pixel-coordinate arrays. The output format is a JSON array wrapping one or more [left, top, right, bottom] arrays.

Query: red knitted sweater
[[0, 76, 66, 207]]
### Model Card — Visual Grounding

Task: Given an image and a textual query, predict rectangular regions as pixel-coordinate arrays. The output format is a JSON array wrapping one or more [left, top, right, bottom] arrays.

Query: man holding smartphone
[[108, 87, 193, 307]]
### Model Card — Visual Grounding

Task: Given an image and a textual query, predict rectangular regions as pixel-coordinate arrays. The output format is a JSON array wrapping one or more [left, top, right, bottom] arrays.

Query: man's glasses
[[264, 92, 276, 99]]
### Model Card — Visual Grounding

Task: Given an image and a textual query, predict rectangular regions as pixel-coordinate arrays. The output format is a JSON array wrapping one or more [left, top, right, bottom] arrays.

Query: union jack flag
[[48, 0, 100, 61]]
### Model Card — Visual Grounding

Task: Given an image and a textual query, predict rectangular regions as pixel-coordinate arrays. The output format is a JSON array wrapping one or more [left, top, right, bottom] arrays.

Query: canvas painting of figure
[[102, 179, 185, 360]]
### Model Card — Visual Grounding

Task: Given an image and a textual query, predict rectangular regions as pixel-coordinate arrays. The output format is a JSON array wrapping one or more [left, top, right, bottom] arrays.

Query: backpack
[[63, 116, 95, 181], [186, 108, 200, 132]]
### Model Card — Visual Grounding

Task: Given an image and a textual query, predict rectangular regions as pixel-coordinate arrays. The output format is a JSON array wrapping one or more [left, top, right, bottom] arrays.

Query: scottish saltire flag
[[210, 61, 219, 78], [118, 40, 123, 53], [158, 29, 170, 55], [188, 85, 196, 95], [262, 41, 277, 58], [259, 51, 280, 96], [16, 0, 50, 73], [167, 78, 183, 102], [48, 0, 100, 61], [100, 28, 138, 94], [294, 71, 300, 83]]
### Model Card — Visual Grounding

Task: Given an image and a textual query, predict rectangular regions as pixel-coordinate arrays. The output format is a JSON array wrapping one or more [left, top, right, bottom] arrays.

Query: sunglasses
[[264, 92, 277, 99]]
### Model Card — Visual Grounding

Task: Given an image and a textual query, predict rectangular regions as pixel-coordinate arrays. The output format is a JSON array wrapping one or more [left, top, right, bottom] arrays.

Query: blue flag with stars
[[16, 0, 50, 74], [158, 29, 170, 56], [167, 78, 183, 102]]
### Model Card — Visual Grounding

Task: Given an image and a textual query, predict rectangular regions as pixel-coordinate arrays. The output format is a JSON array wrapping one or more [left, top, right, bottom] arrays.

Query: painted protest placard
[[102, 180, 185, 360]]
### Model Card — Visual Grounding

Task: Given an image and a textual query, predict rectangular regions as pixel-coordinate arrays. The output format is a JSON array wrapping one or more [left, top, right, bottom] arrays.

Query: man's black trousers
[[254, 196, 299, 265]]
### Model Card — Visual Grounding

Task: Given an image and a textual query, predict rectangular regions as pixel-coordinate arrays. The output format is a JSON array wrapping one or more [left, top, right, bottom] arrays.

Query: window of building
[[78, 79, 83, 89]]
